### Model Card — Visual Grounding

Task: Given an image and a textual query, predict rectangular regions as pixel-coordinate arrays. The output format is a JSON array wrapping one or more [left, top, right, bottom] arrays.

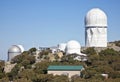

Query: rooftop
[[48, 65, 84, 71]]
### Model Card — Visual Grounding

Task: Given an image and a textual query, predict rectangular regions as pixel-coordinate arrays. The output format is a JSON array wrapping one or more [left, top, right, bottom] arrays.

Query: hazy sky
[[0, 0, 120, 60]]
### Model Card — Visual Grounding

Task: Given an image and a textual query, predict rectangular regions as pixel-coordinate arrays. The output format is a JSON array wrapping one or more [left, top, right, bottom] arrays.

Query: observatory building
[[8, 45, 24, 61], [58, 43, 66, 52], [85, 8, 107, 47], [66, 40, 81, 55], [65, 40, 87, 61]]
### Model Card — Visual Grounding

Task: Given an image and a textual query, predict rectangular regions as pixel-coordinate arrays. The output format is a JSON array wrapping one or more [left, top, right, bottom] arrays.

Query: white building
[[66, 40, 81, 55], [48, 65, 84, 78], [65, 40, 87, 61], [85, 8, 107, 47], [58, 43, 66, 52]]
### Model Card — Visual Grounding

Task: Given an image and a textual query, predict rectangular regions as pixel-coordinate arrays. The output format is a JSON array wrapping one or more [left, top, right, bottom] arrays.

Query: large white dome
[[66, 40, 81, 55], [85, 8, 107, 27], [8, 45, 21, 53], [17, 45, 24, 52]]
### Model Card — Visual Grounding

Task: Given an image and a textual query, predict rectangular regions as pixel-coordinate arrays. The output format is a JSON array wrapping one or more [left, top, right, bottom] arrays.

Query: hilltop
[[0, 40, 120, 82]]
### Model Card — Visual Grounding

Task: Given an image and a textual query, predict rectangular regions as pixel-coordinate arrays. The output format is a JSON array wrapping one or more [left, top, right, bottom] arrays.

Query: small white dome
[[85, 8, 107, 27], [58, 43, 66, 52], [66, 40, 81, 55], [8, 45, 21, 53]]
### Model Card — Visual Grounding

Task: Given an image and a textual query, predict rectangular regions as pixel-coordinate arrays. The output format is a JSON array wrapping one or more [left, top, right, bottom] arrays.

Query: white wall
[[48, 70, 81, 78], [85, 27, 107, 47]]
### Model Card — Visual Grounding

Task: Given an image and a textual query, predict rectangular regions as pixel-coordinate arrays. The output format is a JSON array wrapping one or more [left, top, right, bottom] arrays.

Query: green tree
[[34, 61, 49, 74], [17, 69, 35, 80], [109, 71, 120, 78], [99, 48, 119, 56], [11, 54, 23, 64], [0, 61, 5, 79], [14, 78, 32, 82], [52, 75, 69, 82], [0, 77, 9, 82], [71, 77, 86, 82], [106, 78, 120, 82], [28, 47, 37, 55], [11, 51, 35, 69], [82, 47, 97, 55], [32, 74, 53, 82], [111, 62, 120, 71]]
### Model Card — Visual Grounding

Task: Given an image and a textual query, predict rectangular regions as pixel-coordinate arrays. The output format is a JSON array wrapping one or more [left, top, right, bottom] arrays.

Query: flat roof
[[48, 65, 83, 71]]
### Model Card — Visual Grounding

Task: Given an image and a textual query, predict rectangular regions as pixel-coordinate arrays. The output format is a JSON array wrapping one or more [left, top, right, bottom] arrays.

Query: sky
[[0, 0, 120, 61]]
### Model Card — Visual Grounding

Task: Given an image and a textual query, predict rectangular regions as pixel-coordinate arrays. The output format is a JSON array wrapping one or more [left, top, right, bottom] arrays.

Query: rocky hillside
[[0, 40, 120, 82]]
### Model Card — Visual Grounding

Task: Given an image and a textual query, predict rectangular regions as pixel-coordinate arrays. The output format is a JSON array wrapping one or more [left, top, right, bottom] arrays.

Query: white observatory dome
[[8, 45, 21, 53], [85, 8, 107, 27], [58, 43, 66, 52], [17, 45, 24, 52], [8, 45, 22, 61], [66, 40, 81, 55]]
